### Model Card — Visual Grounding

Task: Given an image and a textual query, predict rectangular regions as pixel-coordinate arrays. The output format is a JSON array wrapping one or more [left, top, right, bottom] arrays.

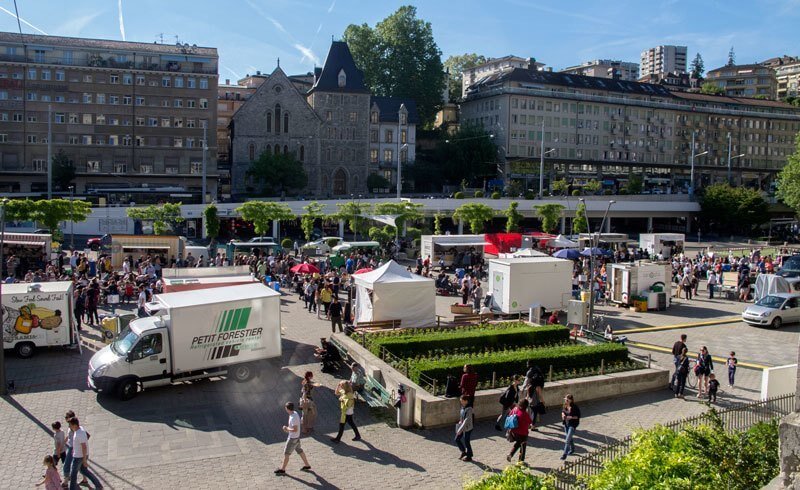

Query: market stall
[[488, 256, 573, 314], [0, 232, 53, 276], [420, 235, 488, 268], [638, 233, 685, 258], [353, 260, 435, 328]]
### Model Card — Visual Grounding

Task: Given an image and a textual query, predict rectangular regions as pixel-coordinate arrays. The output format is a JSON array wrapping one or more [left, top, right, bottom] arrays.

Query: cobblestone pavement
[[0, 284, 769, 490]]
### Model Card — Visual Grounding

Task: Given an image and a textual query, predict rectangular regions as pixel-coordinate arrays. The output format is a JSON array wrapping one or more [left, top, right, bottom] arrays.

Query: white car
[[302, 236, 343, 255], [742, 292, 800, 329]]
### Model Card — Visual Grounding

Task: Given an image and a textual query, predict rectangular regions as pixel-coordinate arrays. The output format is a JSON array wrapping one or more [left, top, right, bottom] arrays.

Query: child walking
[[707, 373, 720, 403], [51, 422, 66, 467], [36, 455, 62, 490], [727, 351, 738, 387]]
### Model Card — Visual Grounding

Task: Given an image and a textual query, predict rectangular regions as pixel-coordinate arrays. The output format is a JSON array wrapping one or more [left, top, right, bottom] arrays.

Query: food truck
[[638, 233, 685, 258], [420, 235, 488, 268], [2, 281, 76, 358], [111, 235, 186, 268]]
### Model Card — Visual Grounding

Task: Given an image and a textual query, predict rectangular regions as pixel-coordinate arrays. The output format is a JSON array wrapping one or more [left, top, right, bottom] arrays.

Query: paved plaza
[[0, 275, 788, 489]]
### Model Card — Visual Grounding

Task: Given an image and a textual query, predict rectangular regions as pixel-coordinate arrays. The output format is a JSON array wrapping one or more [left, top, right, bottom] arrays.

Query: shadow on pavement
[[323, 438, 426, 471]]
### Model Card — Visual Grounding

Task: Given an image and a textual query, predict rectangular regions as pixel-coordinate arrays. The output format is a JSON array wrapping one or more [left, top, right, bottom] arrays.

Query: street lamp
[[726, 132, 745, 185], [539, 148, 556, 198], [585, 200, 615, 332], [397, 143, 408, 200], [0, 197, 7, 395], [68, 186, 75, 250], [689, 131, 708, 198]]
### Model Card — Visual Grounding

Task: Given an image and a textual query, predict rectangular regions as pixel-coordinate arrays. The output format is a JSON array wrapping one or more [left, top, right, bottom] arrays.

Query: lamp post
[[539, 147, 556, 198], [583, 199, 615, 331], [68, 185, 75, 250], [726, 133, 745, 185], [397, 144, 408, 199], [202, 124, 208, 205], [689, 131, 708, 198], [0, 198, 7, 395]]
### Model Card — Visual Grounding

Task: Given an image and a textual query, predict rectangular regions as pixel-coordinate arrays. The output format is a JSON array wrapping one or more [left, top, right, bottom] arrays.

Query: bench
[[360, 375, 393, 408], [452, 313, 492, 325], [581, 328, 627, 345], [325, 336, 349, 371], [354, 319, 402, 332]]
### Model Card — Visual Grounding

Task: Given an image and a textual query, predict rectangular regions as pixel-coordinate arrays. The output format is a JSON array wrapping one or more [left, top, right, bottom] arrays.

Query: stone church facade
[[231, 41, 379, 197]]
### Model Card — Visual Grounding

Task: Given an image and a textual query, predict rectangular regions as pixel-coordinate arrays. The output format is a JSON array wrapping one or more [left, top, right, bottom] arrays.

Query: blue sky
[[1, 0, 798, 81]]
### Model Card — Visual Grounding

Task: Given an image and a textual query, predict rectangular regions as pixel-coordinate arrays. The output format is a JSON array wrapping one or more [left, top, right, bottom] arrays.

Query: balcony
[[1, 53, 217, 75]]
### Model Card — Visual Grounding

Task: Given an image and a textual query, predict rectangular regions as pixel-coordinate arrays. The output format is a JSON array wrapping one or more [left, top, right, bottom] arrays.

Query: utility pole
[[69, 186, 75, 250], [0, 198, 7, 395], [539, 119, 545, 197], [202, 125, 207, 205], [47, 104, 52, 199], [689, 130, 696, 198], [727, 132, 732, 185]]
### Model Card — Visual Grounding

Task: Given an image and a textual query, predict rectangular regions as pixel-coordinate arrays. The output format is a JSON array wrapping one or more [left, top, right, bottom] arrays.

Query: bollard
[[548, 365, 553, 383], [492, 371, 496, 388], [600, 358, 605, 375], [648, 354, 652, 368], [404, 361, 409, 377]]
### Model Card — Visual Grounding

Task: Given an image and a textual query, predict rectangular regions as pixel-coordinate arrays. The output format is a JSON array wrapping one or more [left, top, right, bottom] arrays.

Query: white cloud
[[0, 5, 47, 35], [53, 11, 103, 37], [117, 0, 126, 41], [316, 23, 323, 34], [294, 44, 319, 65]]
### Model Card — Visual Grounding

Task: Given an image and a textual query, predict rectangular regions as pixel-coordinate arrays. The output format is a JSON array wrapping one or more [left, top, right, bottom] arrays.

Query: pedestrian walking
[[320, 284, 332, 318], [522, 361, 545, 430], [329, 296, 343, 333], [707, 270, 718, 299], [455, 395, 474, 462], [506, 399, 532, 463], [274, 402, 311, 476], [300, 372, 319, 434], [66, 417, 103, 490], [471, 283, 483, 312], [459, 364, 478, 407], [61, 410, 85, 486], [680, 274, 692, 300], [495, 375, 520, 431], [707, 373, 720, 403], [560, 394, 581, 460], [136, 285, 148, 318], [674, 347, 690, 398], [36, 455, 61, 490], [330, 381, 361, 443], [727, 351, 738, 387], [51, 421, 66, 468], [695, 346, 713, 398], [670, 334, 687, 390]]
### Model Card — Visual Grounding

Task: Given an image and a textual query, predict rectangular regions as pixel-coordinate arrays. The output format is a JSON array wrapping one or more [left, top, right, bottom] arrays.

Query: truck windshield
[[112, 327, 140, 356]]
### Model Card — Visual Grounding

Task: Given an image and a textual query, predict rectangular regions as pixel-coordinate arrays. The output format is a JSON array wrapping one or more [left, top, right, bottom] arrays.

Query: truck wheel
[[231, 363, 256, 383], [15, 342, 35, 359], [117, 378, 139, 401]]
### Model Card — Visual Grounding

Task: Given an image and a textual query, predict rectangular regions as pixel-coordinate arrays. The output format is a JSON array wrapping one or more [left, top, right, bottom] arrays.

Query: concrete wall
[[335, 333, 669, 429], [762, 364, 798, 400]]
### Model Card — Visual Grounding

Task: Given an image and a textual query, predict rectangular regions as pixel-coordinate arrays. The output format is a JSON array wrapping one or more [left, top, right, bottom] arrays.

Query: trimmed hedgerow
[[367, 323, 570, 359], [408, 342, 629, 386]]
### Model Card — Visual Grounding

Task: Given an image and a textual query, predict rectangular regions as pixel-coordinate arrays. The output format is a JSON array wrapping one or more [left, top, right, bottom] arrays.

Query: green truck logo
[[190, 306, 264, 360]]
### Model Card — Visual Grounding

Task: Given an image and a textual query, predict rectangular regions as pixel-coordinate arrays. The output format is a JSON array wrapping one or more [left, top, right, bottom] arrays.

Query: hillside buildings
[[561, 60, 639, 82], [640, 45, 688, 77]]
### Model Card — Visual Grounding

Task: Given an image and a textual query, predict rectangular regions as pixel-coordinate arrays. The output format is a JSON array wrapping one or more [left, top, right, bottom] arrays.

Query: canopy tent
[[547, 235, 578, 249], [581, 247, 613, 257], [754, 274, 792, 302], [503, 248, 548, 258], [353, 260, 435, 328]]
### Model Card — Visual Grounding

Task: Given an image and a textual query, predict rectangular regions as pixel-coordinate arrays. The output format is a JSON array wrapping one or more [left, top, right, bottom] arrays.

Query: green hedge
[[409, 342, 629, 386], [368, 324, 570, 359]]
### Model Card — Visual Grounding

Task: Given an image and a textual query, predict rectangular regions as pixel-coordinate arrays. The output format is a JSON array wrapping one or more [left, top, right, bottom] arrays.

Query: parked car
[[742, 292, 800, 328], [302, 236, 344, 255], [248, 236, 277, 244]]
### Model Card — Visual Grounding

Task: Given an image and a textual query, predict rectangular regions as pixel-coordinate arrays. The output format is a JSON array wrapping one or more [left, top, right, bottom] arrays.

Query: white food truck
[[638, 233, 685, 258], [608, 262, 672, 308], [2, 281, 76, 358], [488, 257, 573, 314], [88, 283, 281, 400]]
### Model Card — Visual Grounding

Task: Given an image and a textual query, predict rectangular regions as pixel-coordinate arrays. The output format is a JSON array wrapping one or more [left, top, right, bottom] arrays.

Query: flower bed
[[365, 322, 570, 359]]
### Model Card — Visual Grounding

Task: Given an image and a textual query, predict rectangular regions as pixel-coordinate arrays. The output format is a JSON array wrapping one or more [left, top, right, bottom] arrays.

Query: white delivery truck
[[88, 283, 281, 400], [638, 233, 685, 258], [2, 281, 76, 358], [488, 257, 573, 314]]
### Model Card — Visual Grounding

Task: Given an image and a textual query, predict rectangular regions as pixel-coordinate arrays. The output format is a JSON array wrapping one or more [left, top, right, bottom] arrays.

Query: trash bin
[[396, 384, 415, 429]]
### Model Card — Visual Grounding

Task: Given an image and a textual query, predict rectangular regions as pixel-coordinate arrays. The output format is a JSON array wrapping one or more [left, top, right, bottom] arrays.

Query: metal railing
[[549, 392, 795, 489]]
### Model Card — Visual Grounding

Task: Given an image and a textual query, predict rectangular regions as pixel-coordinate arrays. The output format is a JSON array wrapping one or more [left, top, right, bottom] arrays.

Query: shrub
[[281, 238, 293, 249], [454, 191, 465, 199], [409, 342, 629, 386], [571, 189, 581, 196], [368, 324, 570, 359], [491, 191, 501, 199], [474, 190, 485, 198], [524, 191, 537, 200], [603, 189, 613, 195], [466, 463, 551, 489], [326, 238, 339, 248]]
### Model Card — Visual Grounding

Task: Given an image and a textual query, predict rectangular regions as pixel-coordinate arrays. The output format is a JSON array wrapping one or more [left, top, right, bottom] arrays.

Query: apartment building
[[763, 57, 800, 99], [461, 55, 544, 98], [368, 96, 418, 192], [706, 64, 778, 99], [640, 45, 687, 77], [0, 32, 218, 203], [461, 68, 800, 192], [561, 60, 639, 82]]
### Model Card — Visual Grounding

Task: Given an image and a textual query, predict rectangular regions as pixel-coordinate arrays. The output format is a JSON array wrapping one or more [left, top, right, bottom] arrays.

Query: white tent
[[353, 260, 435, 328], [500, 248, 548, 258], [754, 274, 792, 302], [547, 235, 579, 248]]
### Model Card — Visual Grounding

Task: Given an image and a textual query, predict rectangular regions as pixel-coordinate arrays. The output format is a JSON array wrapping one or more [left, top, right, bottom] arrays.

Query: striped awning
[[2, 233, 47, 247]]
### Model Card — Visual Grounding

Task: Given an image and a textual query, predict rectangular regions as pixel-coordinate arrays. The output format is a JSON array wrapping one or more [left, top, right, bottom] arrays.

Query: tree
[[727, 46, 736, 66], [127, 203, 185, 235], [452, 203, 495, 234], [29, 199, 92, 240], [443, 53, 487, 102], [583, 180, 601, 195], [700, 183, 768, 234], [343, 5, 445, 126], [700, 82, 724, 95], [235, 201, 294, 238], [778, 134, 800, 214], [625, 174, 644, 194], [432, 124, 497, 186], [367, 173, 391, 193], [504, 201, 523, 232], [535, 203, 565, 234], [368, 225, 394, 246], [333, 201, 372, 238], [300, 201, 326, 241], [690, 53, 705, 79], [247, 151, 308, 196], [3, 199, 37, 222], [51, 150, 75, 192], [573, 201, 589, 234], [551, 179, 569, 196], [434, 213, 443, 235], [204, 203, 220, 243], [373, 201, 424, 234]]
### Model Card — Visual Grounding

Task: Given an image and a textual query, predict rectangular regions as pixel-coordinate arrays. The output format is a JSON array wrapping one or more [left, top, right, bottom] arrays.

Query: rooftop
[[309, 41, 368, 94], [0, 31, 217, 57], [370, 96, 420, 124]]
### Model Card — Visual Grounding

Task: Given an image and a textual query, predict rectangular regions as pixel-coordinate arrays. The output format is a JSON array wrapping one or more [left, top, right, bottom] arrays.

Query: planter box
[[450, 304, 473, 314]]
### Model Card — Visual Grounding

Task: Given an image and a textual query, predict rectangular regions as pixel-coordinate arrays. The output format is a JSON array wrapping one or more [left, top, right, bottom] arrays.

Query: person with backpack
[[523, 361, 545, 430], [506, 399, 532, 463], [495, 375, 520, 431]]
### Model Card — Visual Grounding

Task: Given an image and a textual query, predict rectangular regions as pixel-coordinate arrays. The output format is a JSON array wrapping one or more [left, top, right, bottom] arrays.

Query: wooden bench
[[452, 313, 492, 325], [325, 336, 349, 371], [582, 328, 627, 345], [361, 375, 393, 408], [354, 319, 402, 332]]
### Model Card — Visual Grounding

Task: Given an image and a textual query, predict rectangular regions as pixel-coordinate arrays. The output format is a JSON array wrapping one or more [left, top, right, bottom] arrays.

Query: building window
[[174, 138, 183, 148], [400, 112, 407, 125], [191, 162, 202, 174], [349, 112, 357, 122], [385, 130, 393, 143], [28, 68, 36, 80], [87, 160, 101, 173], [136, 96, 145, 106], [266, 111, 272, 132], [284, 112, 289, 133], [370, 130, 378, 143], [370, 149, 378, 163], [187, 78, 196, 89], [186, 137, 194, 147], [55, 71, 64, 81], [274, 144, 280, 155], [113, 163, 127, 173], [110, 74, 119, 84], [122, 95, 131, 105], [82, 114, 92, 124], [140, 164, 153, 174], [199, 79, 208, 89], [199, 98, 208, 109], [174, 99, 183, 108], [136, 75, 145, 85], [248, 143, 255, 161], [175, 77, 184, 88], [0, 134, 6, 143], [161, 118, 171, 128], [96, 94, 105, 104], [283, 145, 288, 155], [26, 92, 37, 101], [13, 113, 22, 122], [166, 166, 178, 174], [401, 129, 407, 144], [27, 135, 37, 143], [299, 145, 305, 162], [383, 149, 393, 162], [123, 73, 132, 85], [326, 111, 332, 121], [122, 136, 132, 146], [370, 111, 378, 124], [337, 69, 346, 87], [33, 50, 45, 63], [186, 119, 195, 128], [32, 159, 46, 172], [162, 77, 171, 87], [109, 95, 119, 104], [275, 104, 281, 134], [83, 93, 92, 103]]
